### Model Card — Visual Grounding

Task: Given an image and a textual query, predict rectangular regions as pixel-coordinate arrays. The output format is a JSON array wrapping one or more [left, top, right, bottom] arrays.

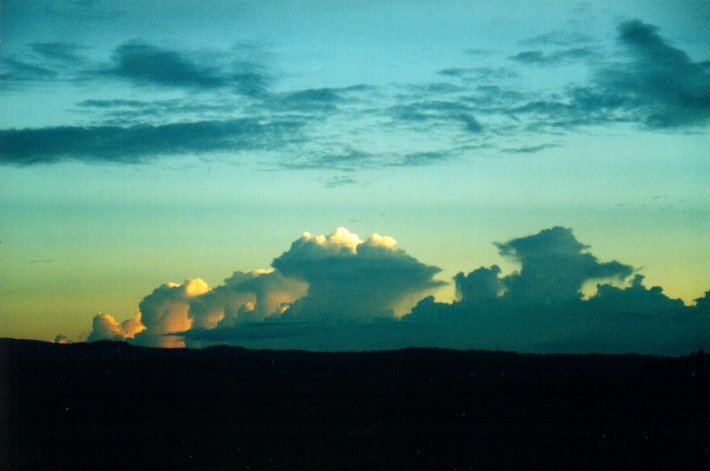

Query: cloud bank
[[85, 227, 709, 355]]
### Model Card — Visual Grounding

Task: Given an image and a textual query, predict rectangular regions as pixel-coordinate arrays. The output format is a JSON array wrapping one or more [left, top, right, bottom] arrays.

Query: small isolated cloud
[[53, 335, 69, 344], [87, 311, 145, 343], [324, 175, 357, 188]]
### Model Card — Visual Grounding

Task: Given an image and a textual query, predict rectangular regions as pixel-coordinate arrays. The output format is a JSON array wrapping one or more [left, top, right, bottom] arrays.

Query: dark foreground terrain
[[1, 339, 708, 470]]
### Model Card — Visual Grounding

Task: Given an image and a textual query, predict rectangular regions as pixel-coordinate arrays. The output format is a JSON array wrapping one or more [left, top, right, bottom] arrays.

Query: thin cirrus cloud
[[84, 226, 710, 355]]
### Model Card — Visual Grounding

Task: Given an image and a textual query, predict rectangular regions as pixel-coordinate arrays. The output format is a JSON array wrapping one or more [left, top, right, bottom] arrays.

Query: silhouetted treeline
[[1, 339, 708, 470]]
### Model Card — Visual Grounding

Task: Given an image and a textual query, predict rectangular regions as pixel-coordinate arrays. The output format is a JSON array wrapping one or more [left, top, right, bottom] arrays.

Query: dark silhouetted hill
[[1, 338, 708, 470]]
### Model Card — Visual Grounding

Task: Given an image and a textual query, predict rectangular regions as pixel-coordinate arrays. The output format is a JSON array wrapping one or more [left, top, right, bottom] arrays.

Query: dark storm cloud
[[0, 118, 305, 165]]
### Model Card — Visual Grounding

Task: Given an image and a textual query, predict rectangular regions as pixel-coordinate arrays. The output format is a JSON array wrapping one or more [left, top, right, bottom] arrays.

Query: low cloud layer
[[84, 227, 709, 355]]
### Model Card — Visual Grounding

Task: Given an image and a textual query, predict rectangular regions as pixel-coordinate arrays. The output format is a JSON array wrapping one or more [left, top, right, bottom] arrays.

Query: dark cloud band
[[0, 118, 304, 165]]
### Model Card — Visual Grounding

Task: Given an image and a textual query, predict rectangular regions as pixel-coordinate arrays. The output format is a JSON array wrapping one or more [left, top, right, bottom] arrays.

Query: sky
[[1, 0, 709, 353]]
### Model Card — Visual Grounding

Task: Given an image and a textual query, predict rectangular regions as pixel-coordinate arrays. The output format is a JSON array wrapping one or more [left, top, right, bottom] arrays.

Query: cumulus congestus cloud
[[494, 226, 633, 303], [272, 228, 445, 321], [85, 227, 709, 354]]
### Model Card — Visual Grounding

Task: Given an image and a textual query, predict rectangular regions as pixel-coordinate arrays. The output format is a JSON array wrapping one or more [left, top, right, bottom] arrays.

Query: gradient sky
[[1, 1, 708, 351]]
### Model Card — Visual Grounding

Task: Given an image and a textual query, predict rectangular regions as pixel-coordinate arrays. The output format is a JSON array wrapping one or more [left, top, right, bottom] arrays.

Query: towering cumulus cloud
[[189, 270, 308, 329], [494, 226, 633, 303], [131, 279, 210, 348], [272, 228, 444, 320], [87, 227, 709, 354]]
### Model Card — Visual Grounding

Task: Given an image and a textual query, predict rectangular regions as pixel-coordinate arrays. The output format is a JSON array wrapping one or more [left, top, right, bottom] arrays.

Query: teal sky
[[1, 0, 708, 350]]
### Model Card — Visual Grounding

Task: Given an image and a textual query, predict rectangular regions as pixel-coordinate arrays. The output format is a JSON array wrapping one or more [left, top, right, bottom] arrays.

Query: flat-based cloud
[[272, 228, 445, 321], [85, 227, 709, 355]]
